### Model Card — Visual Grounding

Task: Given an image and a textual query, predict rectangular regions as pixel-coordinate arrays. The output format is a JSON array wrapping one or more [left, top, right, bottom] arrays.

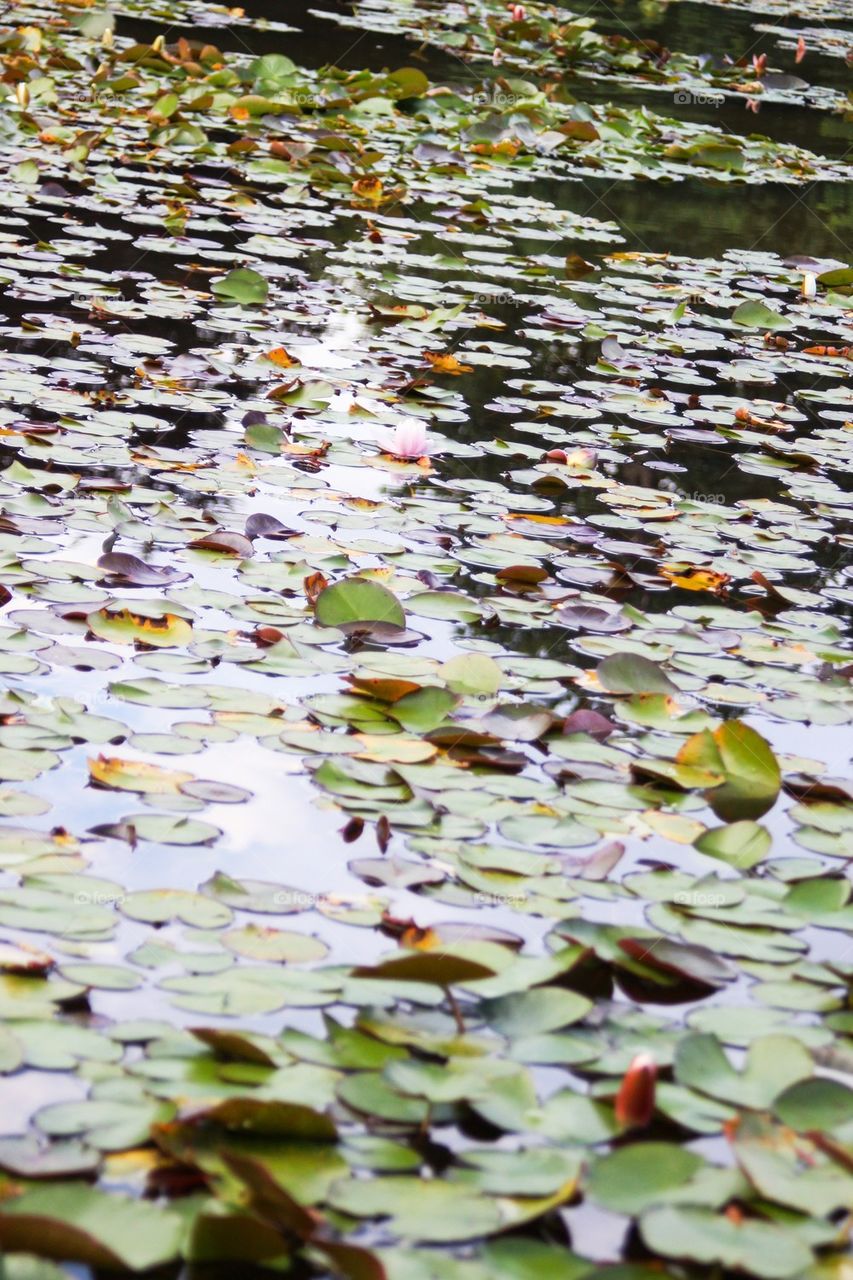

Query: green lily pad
[[640, 1205, 811, 1279], [774, 1077, 853, 1132], [597, 654, 677, 695], [211, 268, 269, 305], [587, 1143, 705, 1213], [0, 1184, 184, 1271], [694, 821, 772, 868], [674, 1033, 812, 1109], [315, 578, 406, 630], [731, 301, 793, 331]]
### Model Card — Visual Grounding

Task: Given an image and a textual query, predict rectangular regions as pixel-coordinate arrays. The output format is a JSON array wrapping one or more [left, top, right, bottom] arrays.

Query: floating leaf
[[87, 609, 192, 649], [212, 268, 269, 305], [0, 1185, 183, 1270], [678, 721, 781, 820], [314, 579, 406, 630], [88, 757, 193, 795], [694, 821, 771, 868], [440, 653, 502, 698], [674, 1033, 812, 1108], [588, 1143, 706, 1214], [597, 654, 677, 695], [97, 554, 187, 586], [353, 953, 495, 986], [774, 1077, 853, 1131], [640, 1205, 811, 1279], [731, 300, 794, 331]]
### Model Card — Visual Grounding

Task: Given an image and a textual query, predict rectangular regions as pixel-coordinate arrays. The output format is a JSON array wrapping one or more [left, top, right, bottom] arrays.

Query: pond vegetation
[[0, 0, 851, 1275]]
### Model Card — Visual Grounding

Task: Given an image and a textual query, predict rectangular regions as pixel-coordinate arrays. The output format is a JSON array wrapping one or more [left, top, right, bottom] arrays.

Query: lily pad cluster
[[322, 0, 849, 113], [0, 0, 849, 1276]]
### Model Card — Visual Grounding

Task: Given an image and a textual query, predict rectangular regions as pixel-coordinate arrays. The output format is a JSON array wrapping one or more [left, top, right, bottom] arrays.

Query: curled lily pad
[[97, 554, 188, 586]]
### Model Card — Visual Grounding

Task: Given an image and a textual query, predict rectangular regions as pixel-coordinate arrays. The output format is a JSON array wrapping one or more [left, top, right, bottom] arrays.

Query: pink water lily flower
[[509, 3, 527, 19], [385, 420, 431, 459]]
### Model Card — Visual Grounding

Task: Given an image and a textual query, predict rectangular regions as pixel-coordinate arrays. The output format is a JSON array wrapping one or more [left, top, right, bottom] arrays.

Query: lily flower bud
[[615, 1052, 657, 1129]]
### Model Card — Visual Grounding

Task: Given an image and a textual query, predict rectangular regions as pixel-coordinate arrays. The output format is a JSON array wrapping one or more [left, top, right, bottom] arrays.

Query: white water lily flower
[[801, 272, 817, 300]]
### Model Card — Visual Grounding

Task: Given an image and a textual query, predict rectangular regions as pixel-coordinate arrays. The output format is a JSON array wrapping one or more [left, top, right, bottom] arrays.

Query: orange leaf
[[263, 346, 299, 368], [304, 572, 329, 606], [346, 676, 421, 702], [424, 352, 473, 375], [351, 176, 383, 205], [88, 755, 193, 794], [661, 566, 730, 593]]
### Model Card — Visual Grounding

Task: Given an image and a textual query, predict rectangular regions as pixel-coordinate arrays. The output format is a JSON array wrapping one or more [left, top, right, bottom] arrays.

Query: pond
[[0, 0, 851, 1275]]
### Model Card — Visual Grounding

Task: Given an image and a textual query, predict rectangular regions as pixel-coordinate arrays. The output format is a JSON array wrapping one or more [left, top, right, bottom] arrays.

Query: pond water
[[0, 0, 851, 1276]]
